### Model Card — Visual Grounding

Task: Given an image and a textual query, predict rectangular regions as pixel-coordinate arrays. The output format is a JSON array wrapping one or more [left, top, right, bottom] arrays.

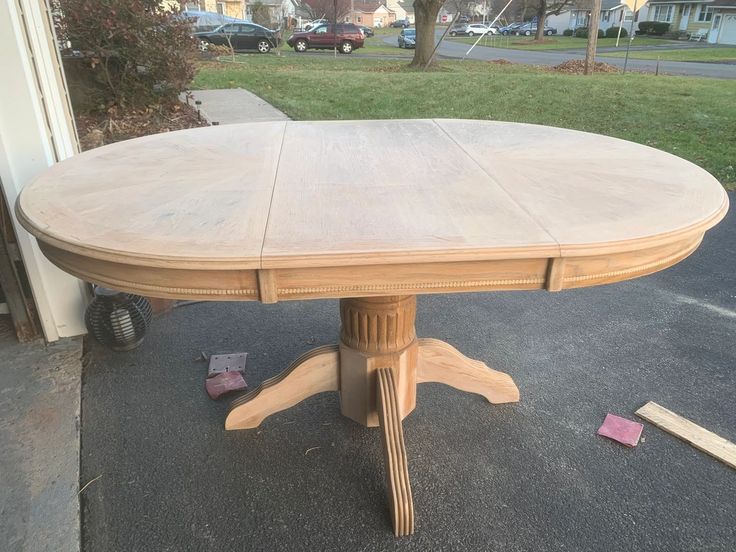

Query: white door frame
[[0, 0, 88, 341], [679, 4, 691, 31]]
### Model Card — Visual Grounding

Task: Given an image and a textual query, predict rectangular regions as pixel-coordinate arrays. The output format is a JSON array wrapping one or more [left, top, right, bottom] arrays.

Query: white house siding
[[547, 6, 638, 33], [546, 11, 574, 31], [386, 0, 407, 22]]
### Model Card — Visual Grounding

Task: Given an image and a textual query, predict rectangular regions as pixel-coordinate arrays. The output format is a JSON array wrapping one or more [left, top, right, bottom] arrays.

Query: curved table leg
[[225, 345, 340, 430], [417, 338, 520, 404], [377, 367, 415, 537]]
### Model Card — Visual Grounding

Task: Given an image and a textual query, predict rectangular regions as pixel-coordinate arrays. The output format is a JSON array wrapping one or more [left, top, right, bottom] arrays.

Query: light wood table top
[[17, 119, 728, 302]]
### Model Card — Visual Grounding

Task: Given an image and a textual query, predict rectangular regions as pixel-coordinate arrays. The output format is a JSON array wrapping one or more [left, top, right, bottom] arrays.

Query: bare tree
[[302, 0, 352, 21], [444, 0, 478, 19], [523, 0, 575, 40], [584, 0, 601, 74], [250, 2, 273, 27], [410, 0, 445, 67]]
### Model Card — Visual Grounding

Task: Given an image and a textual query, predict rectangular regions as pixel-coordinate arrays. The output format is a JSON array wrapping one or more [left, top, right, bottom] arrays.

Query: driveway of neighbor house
[[381, 34, 736, 78], [79, 193, 735, 551]]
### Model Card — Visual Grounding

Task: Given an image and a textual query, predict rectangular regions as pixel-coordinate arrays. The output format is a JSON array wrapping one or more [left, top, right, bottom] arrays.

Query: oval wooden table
[[17, 120, 728, 536]]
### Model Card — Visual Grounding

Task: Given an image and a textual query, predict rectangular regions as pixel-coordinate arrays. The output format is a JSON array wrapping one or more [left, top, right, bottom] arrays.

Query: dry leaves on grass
[[551, 60, 620, 74], [76, 102, 207, 151]]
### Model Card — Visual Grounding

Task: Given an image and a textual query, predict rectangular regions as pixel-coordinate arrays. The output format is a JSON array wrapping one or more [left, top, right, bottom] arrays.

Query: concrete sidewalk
[[0, 329, 83, 552], [185, 88, 289, 125]]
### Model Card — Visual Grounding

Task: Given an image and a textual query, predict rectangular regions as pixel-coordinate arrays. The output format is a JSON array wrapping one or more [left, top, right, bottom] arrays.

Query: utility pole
[[584, 0, 602, 75]]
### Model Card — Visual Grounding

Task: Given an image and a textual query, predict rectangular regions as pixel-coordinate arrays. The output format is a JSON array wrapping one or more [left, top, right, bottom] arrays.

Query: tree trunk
[[584, 0, 602, 75], [409, 0, 444, 67], [535, 7, 547, 41]]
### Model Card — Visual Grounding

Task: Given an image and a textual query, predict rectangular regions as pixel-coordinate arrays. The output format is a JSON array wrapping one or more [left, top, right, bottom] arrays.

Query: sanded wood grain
[[636, 402, 736, 470], [417, 338, 520, 404], [226, 345, 339, 430], [435, 119, 728, 257], [18, 122, 286, 267], [377, 367, 414, 536], [16, 120, 728, 302]]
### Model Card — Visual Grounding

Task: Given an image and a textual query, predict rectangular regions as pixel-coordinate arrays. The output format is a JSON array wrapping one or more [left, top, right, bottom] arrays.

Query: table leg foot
[[417, 338, 520, 404], [225, 345, 340, 430], [377, 367, 415, 537]]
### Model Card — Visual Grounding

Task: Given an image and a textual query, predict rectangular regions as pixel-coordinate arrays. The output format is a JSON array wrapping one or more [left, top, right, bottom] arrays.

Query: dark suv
[[287, 23, 365, 54]]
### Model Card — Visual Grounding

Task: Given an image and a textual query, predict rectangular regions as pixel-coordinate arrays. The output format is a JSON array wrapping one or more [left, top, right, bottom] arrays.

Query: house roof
[[353, 1, 383, 11], [708, 0, 736, 6], [398, 0, 415, 13]]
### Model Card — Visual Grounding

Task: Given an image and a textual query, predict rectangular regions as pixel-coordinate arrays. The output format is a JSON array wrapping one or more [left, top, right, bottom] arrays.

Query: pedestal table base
[[225, 295, 519, 536]]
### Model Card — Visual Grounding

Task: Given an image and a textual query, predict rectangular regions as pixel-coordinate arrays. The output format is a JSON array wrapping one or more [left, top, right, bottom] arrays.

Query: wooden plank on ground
[[636, 401, 736, 470]]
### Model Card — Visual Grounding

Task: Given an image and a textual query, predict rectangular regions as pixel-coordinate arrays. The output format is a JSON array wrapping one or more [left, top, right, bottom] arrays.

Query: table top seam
[[258, 121, 289, 269], [431, 119, 563, 259]]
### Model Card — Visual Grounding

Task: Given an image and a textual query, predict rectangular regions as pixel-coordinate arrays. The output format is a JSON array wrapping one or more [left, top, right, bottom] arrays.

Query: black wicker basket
[[85, 287, 153, 351]]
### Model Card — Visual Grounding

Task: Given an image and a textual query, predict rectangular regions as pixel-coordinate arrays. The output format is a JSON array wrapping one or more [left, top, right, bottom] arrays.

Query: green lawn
[[447, 35, 678, 50], [194, 56, 736, 188], [602, 46, 736, 62]]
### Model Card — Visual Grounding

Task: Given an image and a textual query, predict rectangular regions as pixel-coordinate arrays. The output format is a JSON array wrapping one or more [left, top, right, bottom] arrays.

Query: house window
[[357, 16, 362, 22], [697, 5, 713, 22], [653, 5, 674, 22], [574, 11, 589, 27], [602, 11, 610, 22], [216, 2, 225, 15]]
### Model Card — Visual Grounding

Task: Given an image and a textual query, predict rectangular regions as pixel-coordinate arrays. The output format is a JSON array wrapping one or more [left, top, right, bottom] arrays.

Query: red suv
[[287, 23, 364, 54]]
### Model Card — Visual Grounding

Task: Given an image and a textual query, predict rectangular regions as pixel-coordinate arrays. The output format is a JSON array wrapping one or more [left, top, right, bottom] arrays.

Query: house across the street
[[348, 1, 397, 27], [646, 0, 736, 43], [547, 0, 643, 34], [547, 0, 735, 44]]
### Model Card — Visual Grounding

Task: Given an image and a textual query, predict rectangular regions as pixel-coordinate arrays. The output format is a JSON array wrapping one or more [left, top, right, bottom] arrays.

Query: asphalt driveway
[[80, 193, 735, 551]]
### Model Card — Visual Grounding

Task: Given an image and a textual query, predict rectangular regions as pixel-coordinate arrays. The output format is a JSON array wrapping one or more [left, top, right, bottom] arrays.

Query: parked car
[[450, 23, 496, 37], [304, 19, 329, 31], [514, 23, 557, 36], [499, 22, 522, 35], [391, 19, 410, 28], [287, 23, 365, 54], [448, 24, 466, 36], [359, 25, 375, 37], [398, 27, 416, 48], [195, 23, 278, 53]]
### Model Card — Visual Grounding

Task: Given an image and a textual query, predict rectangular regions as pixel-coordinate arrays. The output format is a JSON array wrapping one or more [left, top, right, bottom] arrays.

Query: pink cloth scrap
[[206, 371, 247, 400], [597, 413, 644, 447]]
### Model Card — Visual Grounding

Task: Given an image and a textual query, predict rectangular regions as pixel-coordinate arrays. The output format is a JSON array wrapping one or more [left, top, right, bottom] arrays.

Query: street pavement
[[381, 34, 736, 78], [80, 193, 735, 551]]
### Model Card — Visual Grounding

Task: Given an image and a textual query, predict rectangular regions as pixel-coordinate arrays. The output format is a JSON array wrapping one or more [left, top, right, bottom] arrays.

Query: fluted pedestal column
[[338, 295, 418, 428]]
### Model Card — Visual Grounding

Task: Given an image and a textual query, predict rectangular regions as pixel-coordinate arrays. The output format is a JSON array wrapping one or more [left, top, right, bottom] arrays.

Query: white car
[[465, 23, 497, 36]]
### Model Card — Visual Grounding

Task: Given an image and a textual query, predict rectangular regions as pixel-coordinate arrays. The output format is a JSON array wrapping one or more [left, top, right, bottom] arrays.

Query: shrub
[[53, 0, 197, 111], [637, 21, 671, 35], [563, 29, 573, 36], [573, 28, 604, 39], [605, 26, 628, 38]]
